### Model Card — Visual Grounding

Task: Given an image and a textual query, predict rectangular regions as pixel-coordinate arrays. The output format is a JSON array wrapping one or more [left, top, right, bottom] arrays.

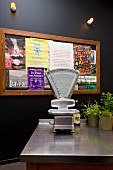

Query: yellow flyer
[[25, 38, 49, 70]]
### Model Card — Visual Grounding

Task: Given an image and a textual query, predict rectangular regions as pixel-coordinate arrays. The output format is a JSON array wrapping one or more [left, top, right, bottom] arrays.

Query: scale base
[[53, 116, 74, 133]]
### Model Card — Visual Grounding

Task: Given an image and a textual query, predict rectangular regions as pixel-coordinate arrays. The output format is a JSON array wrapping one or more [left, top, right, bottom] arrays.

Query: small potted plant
[[81, 100, 100, 127], [99, 92, 113, 130]]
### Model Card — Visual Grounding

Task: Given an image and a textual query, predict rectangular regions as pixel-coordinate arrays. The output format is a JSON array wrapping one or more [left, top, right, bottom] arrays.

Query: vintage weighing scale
[[46, 68, 79, 133]]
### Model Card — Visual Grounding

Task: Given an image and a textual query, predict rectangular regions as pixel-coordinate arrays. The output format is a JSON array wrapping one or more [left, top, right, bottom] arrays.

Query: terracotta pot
[[88, 114, 99, 127], [112, 116, 113, 127], [99, 116, 112, 130]]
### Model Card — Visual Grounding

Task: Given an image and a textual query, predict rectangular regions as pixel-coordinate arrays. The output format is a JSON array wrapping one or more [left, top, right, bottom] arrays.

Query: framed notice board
[[0, 28, 100, 96]]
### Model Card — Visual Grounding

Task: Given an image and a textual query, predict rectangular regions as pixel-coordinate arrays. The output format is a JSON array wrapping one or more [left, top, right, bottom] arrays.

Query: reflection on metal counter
[[46, 68, 79, 133]]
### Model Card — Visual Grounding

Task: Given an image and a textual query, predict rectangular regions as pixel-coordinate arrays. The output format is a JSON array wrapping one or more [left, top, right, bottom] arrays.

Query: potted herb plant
[[99, 92, 113, 130], [100, 92, 113, 112], [99, 110, 112, 130], [81, 100, 100, 127]]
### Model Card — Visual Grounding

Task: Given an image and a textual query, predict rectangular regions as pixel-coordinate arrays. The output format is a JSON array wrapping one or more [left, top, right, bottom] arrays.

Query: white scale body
[[46, 68, 79, 133]]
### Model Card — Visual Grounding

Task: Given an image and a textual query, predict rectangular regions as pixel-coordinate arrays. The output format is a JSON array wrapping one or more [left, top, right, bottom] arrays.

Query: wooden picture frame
[[0, 28, 100, 96]]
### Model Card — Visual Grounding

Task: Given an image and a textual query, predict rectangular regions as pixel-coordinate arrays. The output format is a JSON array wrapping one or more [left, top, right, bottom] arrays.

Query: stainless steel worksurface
[[20, 119, 113, 163]]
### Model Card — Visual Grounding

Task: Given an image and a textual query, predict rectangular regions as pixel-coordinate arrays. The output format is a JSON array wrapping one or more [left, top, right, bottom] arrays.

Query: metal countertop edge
[[20, 155, 113, 164]]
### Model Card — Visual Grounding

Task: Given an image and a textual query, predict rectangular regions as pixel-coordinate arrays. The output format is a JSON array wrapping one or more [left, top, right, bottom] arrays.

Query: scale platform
[[46, 68, 79, 132]]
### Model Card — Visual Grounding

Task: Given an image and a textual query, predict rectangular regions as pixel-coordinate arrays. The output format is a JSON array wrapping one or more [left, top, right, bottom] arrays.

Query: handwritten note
[[49, 41, 74, 70]]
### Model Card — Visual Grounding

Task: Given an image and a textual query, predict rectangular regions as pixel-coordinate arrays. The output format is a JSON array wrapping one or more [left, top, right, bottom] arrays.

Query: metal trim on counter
[[20, 119, 113, 163]]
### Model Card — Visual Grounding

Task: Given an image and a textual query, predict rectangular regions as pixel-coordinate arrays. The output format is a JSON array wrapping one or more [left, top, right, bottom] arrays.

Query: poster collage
[[5, 37, 97, 90]]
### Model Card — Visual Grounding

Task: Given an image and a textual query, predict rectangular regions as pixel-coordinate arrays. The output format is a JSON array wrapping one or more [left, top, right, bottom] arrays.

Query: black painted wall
[[0, 0, 113, 164]]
